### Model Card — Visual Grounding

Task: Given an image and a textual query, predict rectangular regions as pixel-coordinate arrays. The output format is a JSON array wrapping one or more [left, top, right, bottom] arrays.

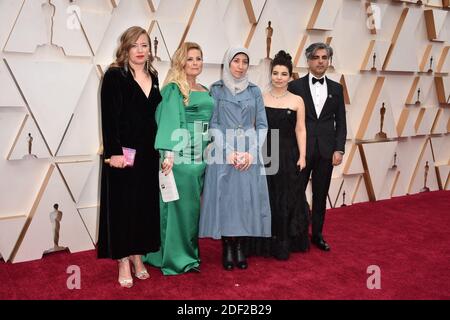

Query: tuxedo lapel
[[302, 74, 318, 119]]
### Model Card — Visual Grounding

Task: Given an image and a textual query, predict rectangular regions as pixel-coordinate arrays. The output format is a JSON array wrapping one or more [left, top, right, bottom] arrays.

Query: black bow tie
[[312, 77, 324, 85]]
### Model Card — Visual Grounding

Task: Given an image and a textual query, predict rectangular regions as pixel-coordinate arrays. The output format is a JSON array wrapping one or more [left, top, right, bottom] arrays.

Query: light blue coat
[[199, 80, 271, 239]]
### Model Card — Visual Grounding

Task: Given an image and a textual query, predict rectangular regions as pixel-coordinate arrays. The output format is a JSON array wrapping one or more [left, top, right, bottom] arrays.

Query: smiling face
[[128, 33, 150, 66], [307, 48, 330, 78], [229, 53, 249, 79], [184, 48, 203, 78], [271, 64, 290, 89]]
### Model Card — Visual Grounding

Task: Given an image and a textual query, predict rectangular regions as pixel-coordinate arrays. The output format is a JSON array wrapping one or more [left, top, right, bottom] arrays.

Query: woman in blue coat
[[199, 47, 271, 271]]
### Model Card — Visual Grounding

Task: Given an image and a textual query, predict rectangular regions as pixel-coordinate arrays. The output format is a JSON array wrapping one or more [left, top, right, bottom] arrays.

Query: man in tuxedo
[[288, 43, 347, 251]]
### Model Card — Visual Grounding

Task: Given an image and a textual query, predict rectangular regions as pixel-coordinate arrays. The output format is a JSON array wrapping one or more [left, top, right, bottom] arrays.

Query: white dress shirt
[[308, 73, 328, 118]]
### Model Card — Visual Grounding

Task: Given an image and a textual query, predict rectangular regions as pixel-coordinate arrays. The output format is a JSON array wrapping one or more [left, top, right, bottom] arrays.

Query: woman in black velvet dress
[[246, 51, 310, 260], [97, 26, 161, 288]]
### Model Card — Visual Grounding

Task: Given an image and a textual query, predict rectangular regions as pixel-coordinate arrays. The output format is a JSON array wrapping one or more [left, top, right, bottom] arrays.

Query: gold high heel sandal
[[130, 255, 150, 280], [118, 257, 133, 288]]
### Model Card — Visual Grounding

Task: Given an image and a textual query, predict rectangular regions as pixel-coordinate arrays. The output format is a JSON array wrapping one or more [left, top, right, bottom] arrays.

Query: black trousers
[[301, 141, 333, 240]]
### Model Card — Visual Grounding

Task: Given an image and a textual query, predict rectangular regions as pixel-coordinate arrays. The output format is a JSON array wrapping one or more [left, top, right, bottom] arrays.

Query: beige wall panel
[[341, 74, 362, 105], [0, 59, 25, 108], [346, 75, 379, 140], [67, 0, 113, 55], [431, 108, 450, 134], [154, 0, 198, 58], [430, 135, 450, 165], [0, 159, 51, 217], [361, 40, 391, 71], [57, 161, 94, 203], [78, 206, 99, 244], [338, 175, 360, 207], [148, 21, 171, 62], [184, 0, 230, 64], [343, 143, 365, 175], [248, 0, 316, 65], [352, 174, 370, 204], [76, 157, 101, 208], [249, 59, 272, 92], [13, 166, 94, 263], [154, 60, 171, 86], [225, 0, 255, 47], [424, 9, 447, 42], [361, 141, 398, 200], [148, 0, 161, 12], [51, 0, 92, 57], [94, 0, 154, 65], [383, 7, 422, 72], [7, 114, 51, 160], [327, 177, 344, 209], [0, 110, 27, 159], [0, 216, 26, 262], [399, 107, 421, 137], [56, 69, 101, 157], [0, 0, 23, 50], [307, 0, 342, 31], [244, 0, 266, 23], [395, 136, 428, 195], [4, 0, 48, 53], [378, 167, 399, 200], [409, 139, 440, 193], [6, 58, 92, 155], [198, 64, 222, 88], [416, 107, 440, 135]]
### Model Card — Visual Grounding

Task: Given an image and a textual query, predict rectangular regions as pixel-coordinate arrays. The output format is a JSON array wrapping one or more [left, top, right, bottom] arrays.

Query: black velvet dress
[[97, 67, 161, 259], [246, 107, 310, 260]]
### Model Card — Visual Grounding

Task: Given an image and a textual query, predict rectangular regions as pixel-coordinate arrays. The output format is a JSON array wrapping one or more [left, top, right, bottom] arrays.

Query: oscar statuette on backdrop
[[341, 190, 347, 207], [375, 103, 387, 140], [392, 152, 398, 169], [415, 88, 421, 106], [427, 56, 433, 74], [23, 133, 38, 159], [265, 21, 273, 60], [154, 36, 161, 62], [420, 161, 430, 192], [371, 52, 377, 71]]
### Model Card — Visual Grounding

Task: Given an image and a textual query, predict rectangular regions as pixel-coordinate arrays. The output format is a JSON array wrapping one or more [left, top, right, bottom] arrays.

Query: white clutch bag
[[159, 170, 179, 202]]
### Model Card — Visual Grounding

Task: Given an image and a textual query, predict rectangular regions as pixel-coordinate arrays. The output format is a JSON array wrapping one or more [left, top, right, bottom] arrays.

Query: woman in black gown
[[97, 26, 161, 287], [247, 50, 310, 260]]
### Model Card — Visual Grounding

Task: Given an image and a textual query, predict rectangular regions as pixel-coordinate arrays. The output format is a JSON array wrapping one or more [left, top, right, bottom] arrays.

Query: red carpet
[[1, 191, 449, 300]]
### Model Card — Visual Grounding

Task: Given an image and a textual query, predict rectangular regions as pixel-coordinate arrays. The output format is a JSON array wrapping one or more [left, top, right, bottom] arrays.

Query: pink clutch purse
[[122, 147, 136, 167]]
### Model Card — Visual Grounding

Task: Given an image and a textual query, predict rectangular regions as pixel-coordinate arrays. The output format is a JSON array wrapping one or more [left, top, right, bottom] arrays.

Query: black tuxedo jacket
[[288, 74, 347, 160]]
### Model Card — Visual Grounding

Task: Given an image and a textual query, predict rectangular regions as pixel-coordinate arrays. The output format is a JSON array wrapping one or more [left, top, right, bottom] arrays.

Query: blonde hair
[[110, 26, 157, 77], [165, 42, 203, 105]]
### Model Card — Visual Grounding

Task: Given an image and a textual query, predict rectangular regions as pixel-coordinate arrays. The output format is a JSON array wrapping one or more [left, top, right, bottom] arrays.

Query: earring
[[124, 58, 129, 73]]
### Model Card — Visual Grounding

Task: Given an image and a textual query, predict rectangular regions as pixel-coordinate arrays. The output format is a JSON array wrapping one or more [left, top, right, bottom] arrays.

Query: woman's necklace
[[269, 90, 288, 99]]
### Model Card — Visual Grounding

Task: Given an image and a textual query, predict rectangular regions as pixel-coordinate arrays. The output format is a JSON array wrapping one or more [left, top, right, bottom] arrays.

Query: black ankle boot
[[234, 237, 248, 269], [222, 237, 234, 271]]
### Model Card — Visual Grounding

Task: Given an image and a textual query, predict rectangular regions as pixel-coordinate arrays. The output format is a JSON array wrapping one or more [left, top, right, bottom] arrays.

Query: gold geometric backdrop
[[0, 0, 448, 263]]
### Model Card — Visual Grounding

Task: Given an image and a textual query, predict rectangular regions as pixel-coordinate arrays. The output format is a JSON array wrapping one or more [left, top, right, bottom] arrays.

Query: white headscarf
[[222, 47, 250, 96]]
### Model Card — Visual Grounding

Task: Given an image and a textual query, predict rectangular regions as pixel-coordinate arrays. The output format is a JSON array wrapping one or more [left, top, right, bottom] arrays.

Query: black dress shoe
[[311, 237, 330, 251], [222, 237, 234, 271]]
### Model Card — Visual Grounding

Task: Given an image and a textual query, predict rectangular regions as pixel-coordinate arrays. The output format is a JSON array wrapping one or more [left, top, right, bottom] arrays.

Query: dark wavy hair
[[271, 50, 293, 76]]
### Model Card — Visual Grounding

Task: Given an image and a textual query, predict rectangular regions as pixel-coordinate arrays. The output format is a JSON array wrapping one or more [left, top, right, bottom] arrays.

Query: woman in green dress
[[142, 42, 214, 275]]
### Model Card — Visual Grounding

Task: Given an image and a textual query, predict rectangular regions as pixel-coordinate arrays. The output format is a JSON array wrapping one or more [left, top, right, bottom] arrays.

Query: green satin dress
[[143, 84, 214, 275]]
